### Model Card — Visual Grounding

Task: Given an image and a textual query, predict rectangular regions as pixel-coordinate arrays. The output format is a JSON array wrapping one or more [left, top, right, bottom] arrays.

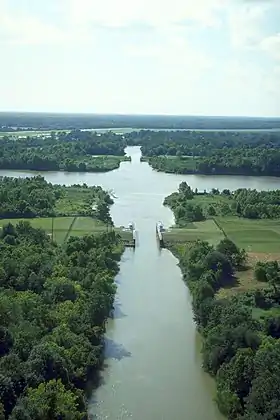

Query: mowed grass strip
[[216, 217, 280, 252], [163, 219, 224, 245]]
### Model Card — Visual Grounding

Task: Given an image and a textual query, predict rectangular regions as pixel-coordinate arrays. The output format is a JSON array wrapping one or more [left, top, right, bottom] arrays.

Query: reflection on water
[[104, 338, 132, 361]]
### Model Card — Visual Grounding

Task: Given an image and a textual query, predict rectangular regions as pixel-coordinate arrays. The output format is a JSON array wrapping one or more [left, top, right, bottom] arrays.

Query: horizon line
[[0, 111, 279, 119]]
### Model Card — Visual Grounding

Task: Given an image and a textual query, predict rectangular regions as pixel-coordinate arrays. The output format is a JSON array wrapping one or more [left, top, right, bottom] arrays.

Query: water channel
[[2, 146, 280, 419]]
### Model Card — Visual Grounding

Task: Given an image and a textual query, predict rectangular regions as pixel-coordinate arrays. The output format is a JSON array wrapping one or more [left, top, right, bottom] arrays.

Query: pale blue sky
[[0, 0, 279, 117]]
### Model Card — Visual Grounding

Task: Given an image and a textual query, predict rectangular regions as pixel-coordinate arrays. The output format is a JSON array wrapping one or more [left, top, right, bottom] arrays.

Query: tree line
[[164, 182, 280, 223], [126, 130, 280, 177], [125, 130, 280, 156], [0, 222, 124, 419], [2, 128, 280, 175], [1, 113, 279, 130], [0, 176, 113, 224], [0, 131, 128, 172], [172, 236, 280, 419], [146, 148, 280, 177]]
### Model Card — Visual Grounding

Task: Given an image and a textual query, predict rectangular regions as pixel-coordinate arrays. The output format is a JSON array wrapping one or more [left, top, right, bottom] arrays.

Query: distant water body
[[88, 127, 280, 133]]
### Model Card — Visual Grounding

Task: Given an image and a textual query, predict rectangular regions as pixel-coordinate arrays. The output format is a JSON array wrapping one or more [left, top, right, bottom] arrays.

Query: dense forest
[[0, 112, 280, 130], [127, 130, 280, 155], [172, 236, 280, 419], [166, 184, 280, 417], [0, 131, 128, 172], [128, 130, 280, 176], [2, 127, 280, 175], [0, 222, 124, 419], [164, 182, 280, 224], [0, 176, 113, 224], [145, 149, 280, 176]]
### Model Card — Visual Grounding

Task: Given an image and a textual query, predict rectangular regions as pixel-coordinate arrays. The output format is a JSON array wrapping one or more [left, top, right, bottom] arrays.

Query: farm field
[[163, 217, 280, 253], [215, 217, 280, 253], [0, 217, 132, 244], [164, 216, 280, 297]]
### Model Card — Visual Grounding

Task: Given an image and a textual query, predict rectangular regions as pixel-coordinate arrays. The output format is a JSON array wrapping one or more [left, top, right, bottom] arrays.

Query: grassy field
[[162, 220, 224, 246], [216, 247, 280, 299], [163, 217, 280, 253], [55, 187, 94, 216], [216, 250, 280, 299], [191, 193, 229, 207], [215, 217, 280, 296], [215, 217, 280, 253], [0, 217, 74, 244], [67, 217, 133, 241], [164, 216, 280, 297], [0, 217, 133, 244]]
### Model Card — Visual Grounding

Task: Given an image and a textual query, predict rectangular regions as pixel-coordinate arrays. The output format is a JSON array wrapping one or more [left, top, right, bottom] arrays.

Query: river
[[2, 146, 280, 419]]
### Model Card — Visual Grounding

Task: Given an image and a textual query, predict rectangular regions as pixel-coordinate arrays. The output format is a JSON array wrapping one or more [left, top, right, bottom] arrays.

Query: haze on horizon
[[0, 0, 279, 118]]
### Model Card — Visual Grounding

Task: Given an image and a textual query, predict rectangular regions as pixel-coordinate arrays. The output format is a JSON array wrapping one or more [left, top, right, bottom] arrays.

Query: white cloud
[[66, 0, 227, 28], [264, 65, 280, 96], [126, 27, 211, 72], [219, 58, 280, 115], [0, 0, 227, 46], [227, 2, 270, 49], [0, 1, 91, 45], [260, 33, 280, 60], [0, 0, 278, 116]]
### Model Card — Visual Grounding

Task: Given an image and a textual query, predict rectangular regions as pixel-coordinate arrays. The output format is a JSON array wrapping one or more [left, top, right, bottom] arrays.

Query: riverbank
[[162, 179, 280, 418], [0, 177, 134, 245], [0, 221, 125, 418], [4, 145, 280, 419], [161, 217, 280, 252], [166, 233, 280, 419], [0, 155, 130, 173], [144, 154, 280, 177], [161, 183, 280, 298], [162, 184, 280, 250], [160, 217, 276, 301], [134, 128, 280, 177], [0, 177, 113, 219], [0, 129, 130, 172]]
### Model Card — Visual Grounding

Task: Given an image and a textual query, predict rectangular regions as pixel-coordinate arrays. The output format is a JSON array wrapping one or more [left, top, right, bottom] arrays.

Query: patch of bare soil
[[247, 252, 280, 264], [217, 252, 274, 299]]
